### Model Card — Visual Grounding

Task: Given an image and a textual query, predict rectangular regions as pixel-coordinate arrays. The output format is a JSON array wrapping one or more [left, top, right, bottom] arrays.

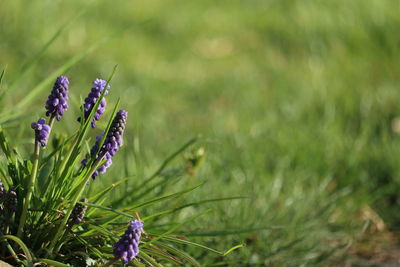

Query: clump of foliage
[[0, 68, 240, 266]]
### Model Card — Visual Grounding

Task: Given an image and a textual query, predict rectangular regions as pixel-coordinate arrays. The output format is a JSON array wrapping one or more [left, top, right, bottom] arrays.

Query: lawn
[[1, 0, 400, 265]]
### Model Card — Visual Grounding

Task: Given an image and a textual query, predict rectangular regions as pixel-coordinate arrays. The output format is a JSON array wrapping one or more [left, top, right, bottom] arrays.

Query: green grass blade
[[89, 177, 129, 204], [137, 251, 162, 267], [185, 226, 282, 237], [142, 196, 246, 221], [124, 182, 205, 210], [112, 137, 198, 207], [161, 236, 230, 255], [148, 209, 211, 245], [154, 242, 201, 267], [78, 201, 136, 219], [36, 259, 71, 267], [222, 244, 244, 256], [143, 137, 198, 186], [142, 246, 182, 266], [130, 171, 184, 203], [80, 223, 118, 239], [0, 67, 6, 89], [79, 215, 121, 237], [0, 126, 13, 161], [0, 235, 33, 266]]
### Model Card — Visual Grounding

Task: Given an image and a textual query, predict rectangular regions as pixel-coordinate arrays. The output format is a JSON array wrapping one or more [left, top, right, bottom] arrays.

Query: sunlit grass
[[1, 0, 400, 264]]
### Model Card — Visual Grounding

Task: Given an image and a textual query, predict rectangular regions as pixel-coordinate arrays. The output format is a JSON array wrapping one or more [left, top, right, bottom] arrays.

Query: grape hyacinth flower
[[4, 189, 17, 214], [83, 110, 128, 179], [0, 179, 5, 195], [113, 220, 143, 264], [102, 109, 128, 157], [0, 180, 5, 211], [0, 181, 17, 215], [69, 198, 88, 225], [31, 118, 51, 147], [78, 78, 110, 128], [45, 76, 69, 121]]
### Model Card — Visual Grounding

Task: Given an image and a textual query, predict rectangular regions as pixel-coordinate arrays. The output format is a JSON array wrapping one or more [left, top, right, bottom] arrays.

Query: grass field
[[1, 0, 400, 265]]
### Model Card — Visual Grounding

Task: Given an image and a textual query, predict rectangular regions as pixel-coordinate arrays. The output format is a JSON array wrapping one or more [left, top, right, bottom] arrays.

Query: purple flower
[[4, 189, 17, 213], [0, 180, 5, 214], [0, 181, 17, 215], [45, 76, 69, 121], [113, 220, 143, 264], [0, 179, 5, 195], [78, 78, 110, 128], [82, 110, 128, 179], [69, 198, 88, 225], [31, 118, 51, 147]]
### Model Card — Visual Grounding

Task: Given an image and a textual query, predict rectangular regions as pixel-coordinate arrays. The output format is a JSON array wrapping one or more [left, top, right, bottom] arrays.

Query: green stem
[[17, 116, 55, 238], [17, 140, 40, 238], [48, 115, 56, 131], [47, 154, 104, 257], [0, 238, 22, 265]]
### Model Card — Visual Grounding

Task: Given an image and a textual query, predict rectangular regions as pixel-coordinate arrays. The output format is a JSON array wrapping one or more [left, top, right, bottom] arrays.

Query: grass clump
[[0, 68, 239, 266]]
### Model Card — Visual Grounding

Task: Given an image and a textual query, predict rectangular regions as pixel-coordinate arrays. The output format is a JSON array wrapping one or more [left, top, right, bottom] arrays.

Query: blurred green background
[[2, 0, 400, 265]]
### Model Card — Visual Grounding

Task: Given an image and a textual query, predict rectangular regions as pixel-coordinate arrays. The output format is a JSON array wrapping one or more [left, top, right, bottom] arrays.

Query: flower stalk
[[17, 115, 55, 238], [16, 139, 40, 238]]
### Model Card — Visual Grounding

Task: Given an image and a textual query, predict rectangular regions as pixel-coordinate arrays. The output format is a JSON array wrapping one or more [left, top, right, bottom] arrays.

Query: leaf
[[125, 182, 205, 210], [154, 242, 201, 267], [0, 67, 6, 89], [78, 201, 136, 220], [142, 246, 182, 266], [111, 137, 198, 207], [89, 177, 129, 203], [148, 209, 211, 245], [142, 196, 247, 221], [137, 251, 162, 267], [81, 223, 119, 239], [145, 137, 198, 185], [0, 126, 13, 161], [0, 235, 33, 266], [36, 259, 71, 267], [161, 236, 239, 256], [222, 244, 244, 256], [185, 226, 282, 237]]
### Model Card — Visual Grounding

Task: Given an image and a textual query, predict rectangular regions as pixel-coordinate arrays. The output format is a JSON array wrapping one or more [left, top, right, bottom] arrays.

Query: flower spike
[[113, 220, 143, 264], [69, 198, 88, 225], [82, 110, 128, 179], [78, 78, 110, 128], [31, 118, 51, 147], [45, 76, 69, 121]]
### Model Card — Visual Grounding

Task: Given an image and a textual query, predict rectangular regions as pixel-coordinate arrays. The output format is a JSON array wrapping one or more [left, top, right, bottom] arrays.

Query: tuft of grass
[[0, 63, 240, 265]]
